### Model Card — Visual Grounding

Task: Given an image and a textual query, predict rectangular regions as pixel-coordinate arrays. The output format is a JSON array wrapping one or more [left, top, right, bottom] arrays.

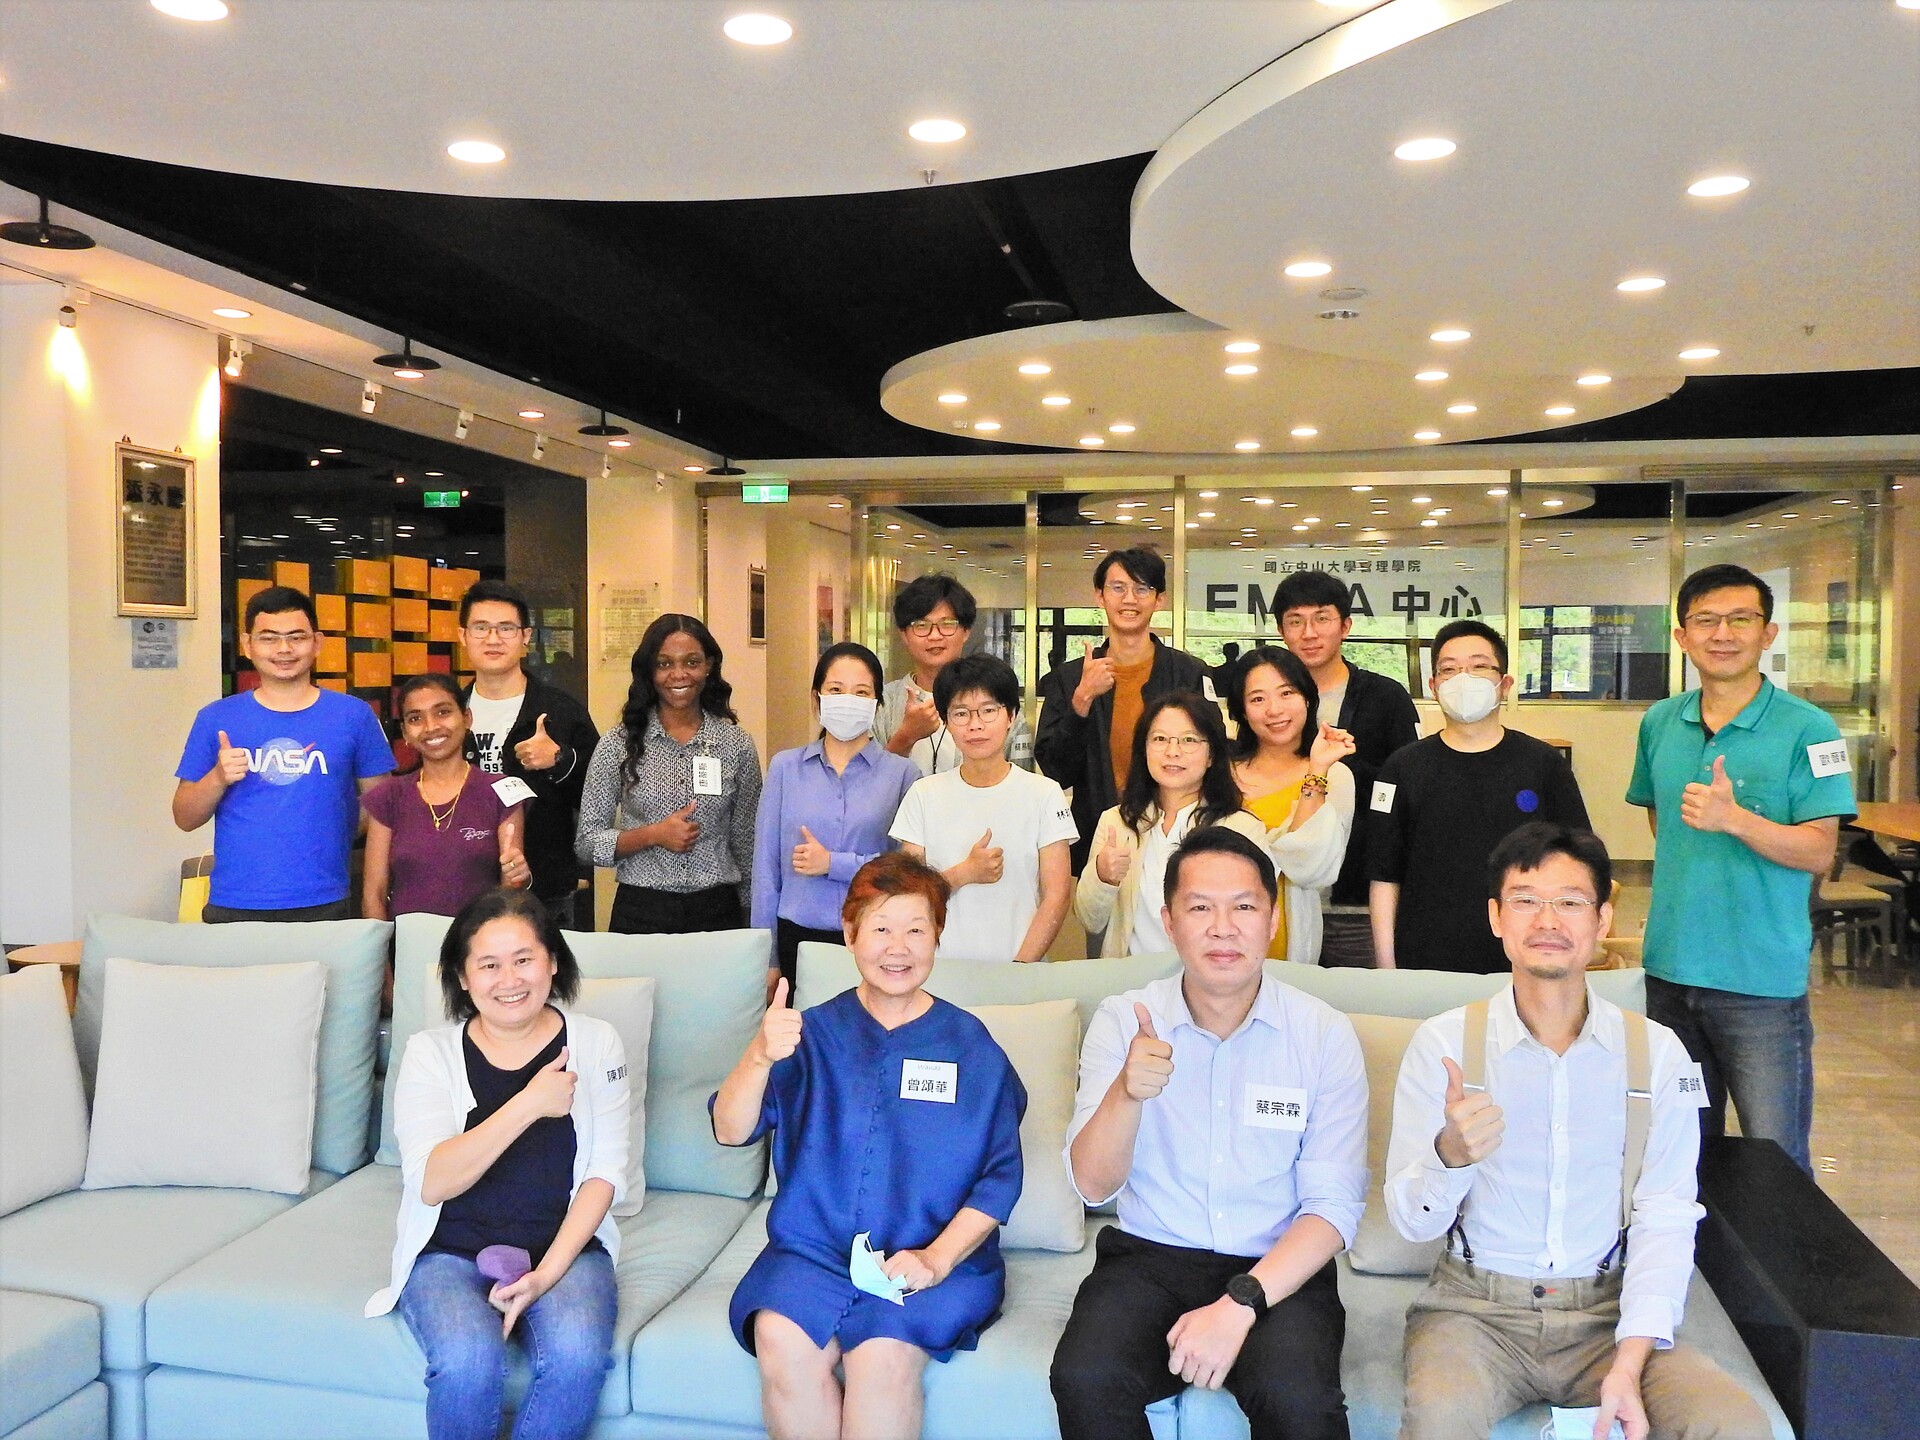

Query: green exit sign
[[741, 483, 789, 504], [422, 490, 461, 509]]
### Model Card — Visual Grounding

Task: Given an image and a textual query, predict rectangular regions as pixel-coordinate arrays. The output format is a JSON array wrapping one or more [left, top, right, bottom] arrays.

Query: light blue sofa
[[3, 916, 1793, 1440]]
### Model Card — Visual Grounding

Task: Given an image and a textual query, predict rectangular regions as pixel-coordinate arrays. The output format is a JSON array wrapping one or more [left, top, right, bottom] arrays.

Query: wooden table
[[1854, 802, 1920, 845], [6, 939, 81, 1010]]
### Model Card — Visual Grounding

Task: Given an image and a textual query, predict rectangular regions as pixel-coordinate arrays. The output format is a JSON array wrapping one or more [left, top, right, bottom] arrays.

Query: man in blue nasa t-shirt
[[172, 587, 393, 921]]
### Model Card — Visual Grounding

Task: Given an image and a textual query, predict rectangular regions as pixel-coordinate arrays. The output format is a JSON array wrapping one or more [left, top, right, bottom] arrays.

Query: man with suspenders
[[1384, 823, 1769, 1440]]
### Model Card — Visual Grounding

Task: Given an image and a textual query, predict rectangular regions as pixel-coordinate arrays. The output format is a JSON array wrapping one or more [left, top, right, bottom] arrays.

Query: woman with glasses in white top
[[1074, 691, 1269, 957]]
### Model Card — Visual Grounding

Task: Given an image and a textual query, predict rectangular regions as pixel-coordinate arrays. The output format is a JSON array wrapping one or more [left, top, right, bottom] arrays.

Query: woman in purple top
[[751, 643, 919, 989], [363, 675, 530, 920]]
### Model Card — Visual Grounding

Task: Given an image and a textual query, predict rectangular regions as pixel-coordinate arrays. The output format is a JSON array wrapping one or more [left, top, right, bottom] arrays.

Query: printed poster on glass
[[115, 442, 197, 618]]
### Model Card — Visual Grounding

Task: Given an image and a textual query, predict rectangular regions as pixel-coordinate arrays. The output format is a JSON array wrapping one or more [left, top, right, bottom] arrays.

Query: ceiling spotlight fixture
[[973, 420, 1001, 432], [446, 140, 507, 165], [1017, 362, 1051, 376], [360, 382, 381, 414], [938, 392, 968, 404], [1079, 435, 1105, 446], [212, 306, 251, 319], [1283, 261, 1332, 278], [1576, 373, 1612, 386], [1414, 429, 1442, 441], [579, 409, 629, 437], [1394, 137, 1456, 161], [1108, 423, 1137, 434], [1446, 403, 1477, 415], [1430, 328, 1471, 344], [532, 432, 547, 460], [1224, 341, 1262, 354], [1414, 369, 1447, 382], [1678, 346, 1721, 361], [1235, 440, 1262, 451], [1041, 394, 1071, 407], [908, 118, 967, 143], [1616, 276, 1667, 293], [1224, 363, 1258, 376], [1290, 426, 1319, 438], [150, 0, 227, 19], [454, 409, 474, 440], [373, 337, 441, 378], [222, 337, 249, 378], [722, 12, 793, 44], [0, 194, 96, 250], [518, 408, 545, 419], [1687, 174, 1750, 197]]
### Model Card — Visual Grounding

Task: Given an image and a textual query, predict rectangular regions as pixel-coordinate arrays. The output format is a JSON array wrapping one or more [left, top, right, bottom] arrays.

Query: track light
[[454, 408, 473, 440], [371, 337, 441, 379], [579, 409, 629, 438], [0, 195, 95, 250], [361, 381, 381, 414], [600, 456, 612, 479], [532, 432, 547, 460], [58, 304, 78, 329], [223, 337, 250, 378]]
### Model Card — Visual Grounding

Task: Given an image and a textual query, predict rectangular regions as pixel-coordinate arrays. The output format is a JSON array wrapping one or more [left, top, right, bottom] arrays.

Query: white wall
[[583, 473, 701, 730], [0, 281, 223, 942], [703, 498, 767, 755]]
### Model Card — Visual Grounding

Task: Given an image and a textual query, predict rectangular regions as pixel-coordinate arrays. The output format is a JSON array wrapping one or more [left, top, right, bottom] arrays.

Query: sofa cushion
[[383, 914, 768, 1199], [0, 1182, 309, 1369], [5, 1381, 107, 1440], [967, 1000, 1084, 1253], [1269, 961, 1645, 1020], [76, 915, 390, 1176], [146, 1162, 753, 1419], [0, 1289, 101, 1434], [1341, 1014, 1443, 1277], [0, 965, 89, 1218], [84, 959, 327, 1196]]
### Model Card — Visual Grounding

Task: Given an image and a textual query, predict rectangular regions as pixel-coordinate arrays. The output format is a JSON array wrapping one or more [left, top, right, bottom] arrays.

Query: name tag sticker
[[1675, 1062, 1710, 1109], [1806, 740, 1850, 778], [1371, 781, 1396, 814], [691, 756, 724, 795], [491, 776, 536, 806], [1244, 1084, 1307, 1131], [901, 1059, 957, 1103]]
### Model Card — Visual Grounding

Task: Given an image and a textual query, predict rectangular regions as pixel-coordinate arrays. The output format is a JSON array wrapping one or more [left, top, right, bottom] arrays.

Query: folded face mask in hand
[[849, 1231, 909, 1306], [1544, 1410, 1625, 1440]]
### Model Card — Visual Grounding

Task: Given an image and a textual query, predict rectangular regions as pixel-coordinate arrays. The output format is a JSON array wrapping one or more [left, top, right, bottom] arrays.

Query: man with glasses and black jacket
[[874, 572, 1032, 777]]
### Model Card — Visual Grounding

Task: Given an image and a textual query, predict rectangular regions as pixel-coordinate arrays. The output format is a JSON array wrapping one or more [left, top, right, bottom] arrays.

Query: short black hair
[[1094, 547, 1167, 594], [933, 652, 1020, 718], [460, 578, 531, 628], [1677, 564, 1774, 626], [1486, 821, 1612, 902], [1225, 644, 1319, 761], [892, 573, 977, 631], [1432, 619, 1509, 675], [1164, 825, 1280, 907], [1275, 569, 1352, 621], [244, 585, 317, 632], [439, 888, 581, 1023], [812, 640, 885, 695]]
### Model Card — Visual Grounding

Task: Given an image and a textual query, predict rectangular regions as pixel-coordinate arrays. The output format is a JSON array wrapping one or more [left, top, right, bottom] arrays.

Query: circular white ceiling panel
[[881, 312, 1675, 453], [1132, 0, 1920, 377], [0, 0, 1355, 200]]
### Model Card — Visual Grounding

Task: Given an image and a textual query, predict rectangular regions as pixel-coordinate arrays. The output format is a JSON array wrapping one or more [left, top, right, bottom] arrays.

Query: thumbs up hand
[[514, 713, 562, 771], [754, 977, 804, 1066], [1073, 649, 1117, 717], [791, 825, 831, 877], [1679, 754, 1740, 834], [520, 1048, 576, 1120], [1436, 1055, 1504, 1168], [1120, 1001, 1175, 1101], [214, 730, 250, 786], [952, 829, 1003, 888], [650, 801, 701, 853], [1095, 829, 1133, 886]]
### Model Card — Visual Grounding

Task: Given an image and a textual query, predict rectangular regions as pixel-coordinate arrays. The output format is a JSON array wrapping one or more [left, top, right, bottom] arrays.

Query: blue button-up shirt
[[751, 738, 920, 931]]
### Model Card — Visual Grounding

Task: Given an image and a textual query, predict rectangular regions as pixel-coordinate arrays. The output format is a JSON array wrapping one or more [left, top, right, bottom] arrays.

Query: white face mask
[[818, 693, 878, 742], [1435, 672, 1501, 724]]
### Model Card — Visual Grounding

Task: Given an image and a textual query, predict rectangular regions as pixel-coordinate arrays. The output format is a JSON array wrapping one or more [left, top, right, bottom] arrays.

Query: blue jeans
[[1644, 975, 1814, 1173], [398, 1247, 616, 1440]]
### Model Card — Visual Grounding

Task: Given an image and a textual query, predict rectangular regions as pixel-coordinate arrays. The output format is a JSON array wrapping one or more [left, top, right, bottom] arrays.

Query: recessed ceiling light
[[1544, 405, 1576, 417], [908, 119, 967, 143], [1335, 521, 1351, 529], [1429, 507, 1452, 517], [937, 392, 968, 404], [1253, 497, 1275, 506], [1485, 487, 1508, 497], [1302, 516, 1321, 524], [151, 0, 227, 18], [608, 438, 632, 448], [973, 420, 1001, 432], [683, 464, 706, 472], [1394, 137, 1456, 162], [1687, 175, 1750, 197], [1185, 521, 1199, 529], [447, 140, 507, 164], [1411, 495, 1433, 504], [1352, 485, 1373, 493], [1577, 373, 1612, 386], [1198, 511, 1216, 519], [1414, 369, 1447, 382], [1041, 394, 1071, 407], [392, 367, 425, 381], [1780, 511, 1799, 517], [212, 306, 251, 319], [1290, 426, 1319, 438], [828, 501, 845, 509], [517, 408, 545, 419], [1616, 276, 1666, 293], [319, 447, 342, 455], [1414, 430, 1442, 441], [1079, 435, 1105, 446], [1283, 261, 1333, 278], [1017, 362, 1051, 376], [1420, 518, 1439, 528], [1678, 346, 1721, 361], [1108, 423, 1136, 434], [1224, 363, 1258, 376], [1544, 498, 1565, 507], [1292, 524, 1310, 532], [1832, 496, 1852, 504], [1224, 342, 1264, 358], [1198, 490, 1218, 498], [723, 13, 792, 44], [1430, 328, 1471, 343], [1235, 440, 1262, 451], [1446, 403, 1477, 415]]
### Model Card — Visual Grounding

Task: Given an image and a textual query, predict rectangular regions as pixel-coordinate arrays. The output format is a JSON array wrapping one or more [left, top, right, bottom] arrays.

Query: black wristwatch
[[1225, 1271, 1268, 1318]]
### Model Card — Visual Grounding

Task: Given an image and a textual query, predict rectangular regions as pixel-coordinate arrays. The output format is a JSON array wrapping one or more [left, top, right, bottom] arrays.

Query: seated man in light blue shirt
[[1050, 826, 1368, 1440], [1385, 822, 1770, 1440]]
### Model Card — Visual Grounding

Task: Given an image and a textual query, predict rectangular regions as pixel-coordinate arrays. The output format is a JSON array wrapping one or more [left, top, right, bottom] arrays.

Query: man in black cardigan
[[458, 580, 601, 928]]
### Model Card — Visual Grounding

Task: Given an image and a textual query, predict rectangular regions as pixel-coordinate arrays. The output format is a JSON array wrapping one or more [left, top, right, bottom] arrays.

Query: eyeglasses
[[463, 621, 527, 639], [1434, 662, 1503, 681], [905, 618, 963, 638], [1500, 894, 1598, 917], [250, 630, 315, 649], [1101, 582, 1159, 602], [654, 654, 711, 673], [1146, 733, 1208, 753], [1281, 610, 1341, 633], [946, 703, 1006, 728], [1682, 610, 1766, 635]]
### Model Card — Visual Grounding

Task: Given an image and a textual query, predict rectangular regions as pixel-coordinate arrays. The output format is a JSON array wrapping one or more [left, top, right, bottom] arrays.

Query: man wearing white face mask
[[753, 643, 921, 988], [1368, 621, 1589, 972]]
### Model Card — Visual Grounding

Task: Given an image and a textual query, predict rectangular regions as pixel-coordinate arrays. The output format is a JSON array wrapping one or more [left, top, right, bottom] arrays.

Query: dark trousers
[[1317, 910, 1375, 968], [1051, 1226, 1349, 1440], [541, 887, 592, 932], [773, 917, 842, 989], [203, 899, 352, 924], [609, 883, 743, 936], [1645, 973, 1815, 1172]]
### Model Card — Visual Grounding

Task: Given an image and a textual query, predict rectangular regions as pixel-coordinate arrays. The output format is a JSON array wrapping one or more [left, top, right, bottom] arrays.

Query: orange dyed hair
[[841, 851, 951, 937]]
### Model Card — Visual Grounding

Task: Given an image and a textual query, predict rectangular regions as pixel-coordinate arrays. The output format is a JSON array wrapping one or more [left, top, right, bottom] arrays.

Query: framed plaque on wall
[[116, 443, 197, 618]]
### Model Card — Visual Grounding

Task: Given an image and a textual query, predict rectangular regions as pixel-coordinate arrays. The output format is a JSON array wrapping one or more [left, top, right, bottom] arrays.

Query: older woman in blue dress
[[711, 852, 1026, 1440]]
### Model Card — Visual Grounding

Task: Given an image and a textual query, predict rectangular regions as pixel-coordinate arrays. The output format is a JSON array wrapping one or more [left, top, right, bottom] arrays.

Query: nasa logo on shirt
[[248, 738, 329, 787]]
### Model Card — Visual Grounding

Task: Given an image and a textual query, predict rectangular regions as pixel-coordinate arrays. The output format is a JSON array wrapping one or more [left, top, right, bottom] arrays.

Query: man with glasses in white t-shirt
[[873, 572, 1033, 777]]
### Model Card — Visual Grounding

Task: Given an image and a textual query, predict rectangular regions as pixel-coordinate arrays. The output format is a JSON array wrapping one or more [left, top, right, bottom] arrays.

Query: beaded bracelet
[[1300, 772, 1330, 797]]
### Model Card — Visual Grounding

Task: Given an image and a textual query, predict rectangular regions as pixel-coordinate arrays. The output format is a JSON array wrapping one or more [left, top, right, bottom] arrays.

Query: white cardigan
[[1074, 805, 1270, 959], [1261, 761, 1355, 965], [365, 1011, 630, 1318]]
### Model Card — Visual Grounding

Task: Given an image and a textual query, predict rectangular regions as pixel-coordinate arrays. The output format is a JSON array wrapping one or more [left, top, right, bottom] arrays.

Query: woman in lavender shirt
[[363, 674, 531, 919]]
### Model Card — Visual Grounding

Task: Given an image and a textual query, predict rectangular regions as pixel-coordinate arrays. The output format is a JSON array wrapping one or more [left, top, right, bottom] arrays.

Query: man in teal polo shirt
[[1627, 563, 1856, 1173]]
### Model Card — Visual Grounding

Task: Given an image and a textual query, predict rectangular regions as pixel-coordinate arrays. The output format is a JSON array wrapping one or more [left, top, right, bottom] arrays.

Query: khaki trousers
[[1399, 1255, 1772, 1440]]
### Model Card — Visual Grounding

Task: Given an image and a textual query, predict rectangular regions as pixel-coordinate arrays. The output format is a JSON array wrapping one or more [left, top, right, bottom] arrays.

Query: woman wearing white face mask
[[752, 643, 922, 989]]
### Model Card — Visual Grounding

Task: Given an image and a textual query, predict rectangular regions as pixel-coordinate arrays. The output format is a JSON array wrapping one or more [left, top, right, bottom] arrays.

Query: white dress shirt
[[1065, 972, 1369, 1258], [1384, 985, 1706, 1347]]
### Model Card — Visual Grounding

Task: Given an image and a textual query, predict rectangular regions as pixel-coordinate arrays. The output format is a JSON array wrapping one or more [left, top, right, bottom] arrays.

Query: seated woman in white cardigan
[[367, 888, 630, 1440], [1073, 690, 1270, 956], [1224, 645, 1358, 963]]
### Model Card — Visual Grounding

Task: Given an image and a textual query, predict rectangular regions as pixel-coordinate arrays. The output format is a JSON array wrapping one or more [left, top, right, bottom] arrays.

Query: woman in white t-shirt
[[1073, 690, 1268, 956], [890, 654, 1078, 962]]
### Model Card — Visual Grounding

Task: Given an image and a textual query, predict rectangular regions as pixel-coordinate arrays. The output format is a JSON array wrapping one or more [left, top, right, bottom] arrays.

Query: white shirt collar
[[1486, 981, 1623, 1058]]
